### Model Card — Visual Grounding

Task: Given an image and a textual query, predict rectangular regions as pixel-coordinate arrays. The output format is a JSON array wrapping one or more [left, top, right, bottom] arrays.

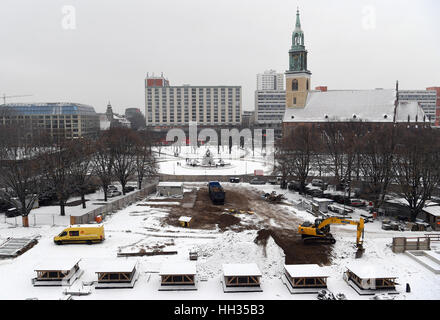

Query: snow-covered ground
[[0, 183, 439, 300]]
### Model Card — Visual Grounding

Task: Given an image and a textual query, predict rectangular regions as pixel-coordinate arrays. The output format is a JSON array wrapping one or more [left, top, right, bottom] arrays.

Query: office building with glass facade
[[0, 102, 100, 139]]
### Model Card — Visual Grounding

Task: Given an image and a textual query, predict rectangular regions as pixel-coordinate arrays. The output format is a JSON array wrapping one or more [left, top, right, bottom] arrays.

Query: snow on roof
[[34, 258, 81, 271], [284, 264, 329, 278], [95, 260, 137, 273], [283, 89, 426, 123], [423, 205, 440, 217], [159, 262, 197, 275], [178, 216, 192, 222], [395, 101, 427, 122], [222, 263, 262, 277], [386, 197, 418, 206], [346, 262, 397, 279], [69, 224, 103, 228], [313, 198, 333, 203], [158, 182, 184, 188]]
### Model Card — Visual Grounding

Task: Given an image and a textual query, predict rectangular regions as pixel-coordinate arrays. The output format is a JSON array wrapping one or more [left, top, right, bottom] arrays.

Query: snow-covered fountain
[[185, 149, 231, 168]]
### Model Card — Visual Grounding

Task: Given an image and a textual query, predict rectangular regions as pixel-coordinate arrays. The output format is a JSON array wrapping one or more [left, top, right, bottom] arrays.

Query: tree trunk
[[103, 186, 108, 202], [81, 193, 86, 209], [300, 181, 306, 195], [60, 201, 65, 216], [121, 181, 126, 195], [22, 215, 29, 228], [410, 209, 419, 223]]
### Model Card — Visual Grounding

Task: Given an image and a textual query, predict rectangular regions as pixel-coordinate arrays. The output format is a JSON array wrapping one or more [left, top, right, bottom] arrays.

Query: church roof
[[283, 89, 426, 123]]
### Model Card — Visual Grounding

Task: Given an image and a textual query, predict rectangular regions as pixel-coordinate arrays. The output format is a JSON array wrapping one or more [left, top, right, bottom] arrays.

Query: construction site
[[1, 180, 439, 300]]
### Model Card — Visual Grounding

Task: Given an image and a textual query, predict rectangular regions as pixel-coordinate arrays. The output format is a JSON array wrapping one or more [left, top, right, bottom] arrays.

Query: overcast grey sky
[[0, 0, 439, 114]]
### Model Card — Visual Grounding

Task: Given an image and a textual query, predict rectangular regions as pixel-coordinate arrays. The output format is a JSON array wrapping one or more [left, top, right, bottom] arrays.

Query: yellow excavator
[[298, 217, 365, 257]]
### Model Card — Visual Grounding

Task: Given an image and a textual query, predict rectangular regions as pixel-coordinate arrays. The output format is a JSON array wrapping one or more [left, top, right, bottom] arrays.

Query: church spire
[[288, 8, 309, 73], [285, 8, 311, 109], [295, 7, 301, 30], [291, 8, 305, 49]]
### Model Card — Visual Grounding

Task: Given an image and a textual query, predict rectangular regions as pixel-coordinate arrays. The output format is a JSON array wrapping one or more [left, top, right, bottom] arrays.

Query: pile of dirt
[[254, 229, 273, 247], [217, 214, 241, 230]]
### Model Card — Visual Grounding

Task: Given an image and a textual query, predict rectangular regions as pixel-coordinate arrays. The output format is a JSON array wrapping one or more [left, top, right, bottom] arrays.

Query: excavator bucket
[[355, 246, 365, 259]]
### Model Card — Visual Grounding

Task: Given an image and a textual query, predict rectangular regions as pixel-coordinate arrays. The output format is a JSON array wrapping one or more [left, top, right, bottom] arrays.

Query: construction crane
[[1, 94, 33, 105], [298, 217, 365, 258]]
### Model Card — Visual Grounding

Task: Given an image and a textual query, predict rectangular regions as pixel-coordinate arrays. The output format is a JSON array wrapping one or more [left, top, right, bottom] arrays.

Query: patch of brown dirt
[[254, 228, 332, 266], [164, 186, 251, 230]]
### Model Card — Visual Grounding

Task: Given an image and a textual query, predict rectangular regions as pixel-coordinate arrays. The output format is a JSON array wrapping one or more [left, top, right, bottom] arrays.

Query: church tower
[[285, 9, 311, 108]]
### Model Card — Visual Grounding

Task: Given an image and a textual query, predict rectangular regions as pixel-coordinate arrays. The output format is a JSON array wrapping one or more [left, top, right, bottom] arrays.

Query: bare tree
[[393, 126, 440, 222], [359, 124, 396, 210], [39, 138, 75, 216], [92, 132, 115, 202], [275, 125, 318, 193], [321, 122, 359, 192], [108, 128, 138, 195], [274, 139, 294, 183], [69, 138, 95, 209], [134, 130, 158, 190], [0, 126, 42, 227]]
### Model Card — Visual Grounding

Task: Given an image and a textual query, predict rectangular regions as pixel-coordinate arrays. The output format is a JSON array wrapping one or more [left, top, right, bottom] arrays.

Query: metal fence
[[71, 182, 157, 224], [2, 212, 70, 227], [1, 182, 158, 227], [392, 236, 431, 253]]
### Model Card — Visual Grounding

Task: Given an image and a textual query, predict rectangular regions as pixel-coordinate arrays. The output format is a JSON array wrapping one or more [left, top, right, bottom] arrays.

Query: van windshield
[[59, 231, 67, 237]]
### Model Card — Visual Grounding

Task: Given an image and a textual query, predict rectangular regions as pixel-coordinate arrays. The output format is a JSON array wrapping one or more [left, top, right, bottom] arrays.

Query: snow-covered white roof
[[313, 198, 334, 203], [34, 258, 81, 271], [346, 262, 397, 279], [159, 262, 197, 275], [158, 182, 184, 188], [69, 224, 103, 228], [95, 260, 137, 273], [423, 205, 440, 217], [178, 216, 192, 222], [283, 89, 426, 123], [284, 264, 329, 278], [395, 101, 427, 122], [222, 263, 262, 277]]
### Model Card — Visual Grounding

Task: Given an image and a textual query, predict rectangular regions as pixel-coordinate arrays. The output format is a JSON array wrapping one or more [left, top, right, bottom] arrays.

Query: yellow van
[[54, 225, 105, 245]]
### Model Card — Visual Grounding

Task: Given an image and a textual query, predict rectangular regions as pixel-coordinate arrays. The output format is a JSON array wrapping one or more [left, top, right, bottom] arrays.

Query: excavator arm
[[316, 217, 365, 247]]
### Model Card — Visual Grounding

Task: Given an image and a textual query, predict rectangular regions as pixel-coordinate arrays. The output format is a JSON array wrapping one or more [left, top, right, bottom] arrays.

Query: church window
[[293, 97, 297, 105], [292, 79, 298, 91]]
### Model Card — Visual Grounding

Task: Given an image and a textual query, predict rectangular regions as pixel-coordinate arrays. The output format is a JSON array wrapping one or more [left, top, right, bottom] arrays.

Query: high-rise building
[[398, 90, 437, 125], [255, 90, 286, 124], [257, 70, 284, 91], [255, 69, 286, 126], [426, 87, 440, 126], [145, 75, 242, 127], [285, 9, 311, 109]]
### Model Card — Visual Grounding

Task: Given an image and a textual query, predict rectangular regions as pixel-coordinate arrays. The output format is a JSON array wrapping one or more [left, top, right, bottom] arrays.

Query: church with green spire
[[285, 8, 312, 108], [282, 9, 426, 133], [288, 8, 311, 74]]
